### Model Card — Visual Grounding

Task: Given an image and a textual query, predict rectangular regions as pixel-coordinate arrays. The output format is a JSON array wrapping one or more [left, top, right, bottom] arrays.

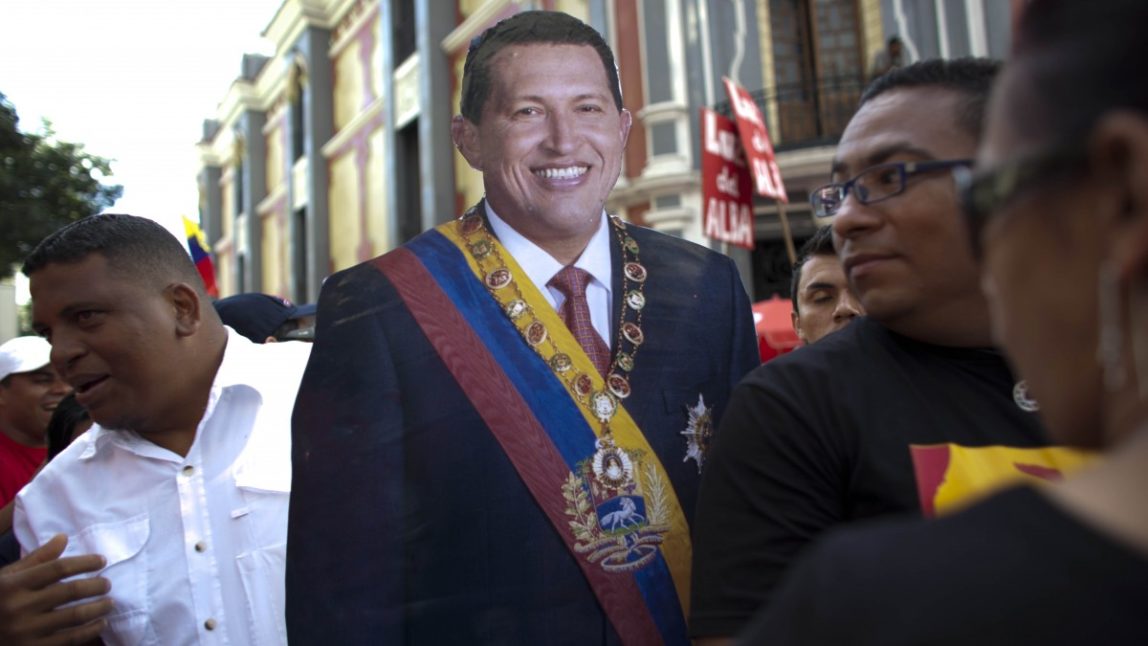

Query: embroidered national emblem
[[681, 394, 714, 473], [562, 439, 671, 573]]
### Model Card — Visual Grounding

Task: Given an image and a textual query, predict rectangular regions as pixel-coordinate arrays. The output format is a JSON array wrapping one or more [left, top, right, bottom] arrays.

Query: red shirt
[[0, 431, 47, 508]]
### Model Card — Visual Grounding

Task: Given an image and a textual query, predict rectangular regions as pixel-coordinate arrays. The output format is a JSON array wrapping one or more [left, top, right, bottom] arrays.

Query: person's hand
[[0, 534, 112, 645]]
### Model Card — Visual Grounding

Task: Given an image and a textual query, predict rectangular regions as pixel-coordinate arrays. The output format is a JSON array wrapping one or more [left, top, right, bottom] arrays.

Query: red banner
[[701, 108, 754, 249], [722, 77, 787, 203]]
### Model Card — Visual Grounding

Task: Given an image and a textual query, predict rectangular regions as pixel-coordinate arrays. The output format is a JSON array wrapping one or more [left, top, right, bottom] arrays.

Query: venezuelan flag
[[182, 215, 219, 297]]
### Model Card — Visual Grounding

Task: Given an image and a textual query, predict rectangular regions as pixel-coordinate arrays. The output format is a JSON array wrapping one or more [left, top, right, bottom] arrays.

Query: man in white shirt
[[9, 213, 309, 645]]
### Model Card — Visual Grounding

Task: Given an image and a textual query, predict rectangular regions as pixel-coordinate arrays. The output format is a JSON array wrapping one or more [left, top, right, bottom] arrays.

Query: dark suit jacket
[[286, 219, 758, 645]]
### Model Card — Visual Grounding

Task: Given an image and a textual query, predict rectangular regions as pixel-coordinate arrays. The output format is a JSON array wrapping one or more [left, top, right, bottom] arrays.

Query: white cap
[[0, 336, 53, 381]]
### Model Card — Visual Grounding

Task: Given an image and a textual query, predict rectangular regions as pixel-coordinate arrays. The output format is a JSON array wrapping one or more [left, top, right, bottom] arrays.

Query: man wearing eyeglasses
[[690, 58, 1073, 643]]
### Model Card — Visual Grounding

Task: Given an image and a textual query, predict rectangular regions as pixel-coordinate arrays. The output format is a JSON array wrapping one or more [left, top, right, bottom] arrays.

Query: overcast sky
[[2, 0, 281, 239]]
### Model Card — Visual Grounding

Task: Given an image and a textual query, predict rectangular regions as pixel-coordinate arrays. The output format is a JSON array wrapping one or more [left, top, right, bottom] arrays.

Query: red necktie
[[549, 266, 611, 376]]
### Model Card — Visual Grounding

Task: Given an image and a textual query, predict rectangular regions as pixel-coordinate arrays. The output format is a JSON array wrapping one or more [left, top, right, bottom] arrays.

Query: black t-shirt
[[738, 486, 1148, 645], [690, 317, 1050, 637]]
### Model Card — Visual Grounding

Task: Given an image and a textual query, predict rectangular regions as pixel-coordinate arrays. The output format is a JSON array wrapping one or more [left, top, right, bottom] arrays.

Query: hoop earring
[[1097, 261, 1127, 392], [1130, 276, 1148, 401]]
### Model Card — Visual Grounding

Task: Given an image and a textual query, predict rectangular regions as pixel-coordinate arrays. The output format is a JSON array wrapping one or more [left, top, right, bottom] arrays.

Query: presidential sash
[[372, 216, 691, 645]]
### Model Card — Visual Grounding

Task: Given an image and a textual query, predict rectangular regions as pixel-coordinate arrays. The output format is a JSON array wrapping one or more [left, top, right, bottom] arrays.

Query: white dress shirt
[[486, 205, 614, 347], [14, 330, 311, 646]]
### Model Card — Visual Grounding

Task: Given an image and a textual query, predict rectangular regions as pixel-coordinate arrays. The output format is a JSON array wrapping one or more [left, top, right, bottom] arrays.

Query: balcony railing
[[715, 74, 868, 152]]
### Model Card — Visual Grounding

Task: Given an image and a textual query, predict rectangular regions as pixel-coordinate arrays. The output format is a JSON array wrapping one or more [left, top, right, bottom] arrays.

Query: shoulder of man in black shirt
[[689, 315, 1046, 638]]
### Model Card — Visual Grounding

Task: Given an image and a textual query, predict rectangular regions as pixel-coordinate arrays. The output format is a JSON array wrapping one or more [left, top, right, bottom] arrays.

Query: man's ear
[[619, 108, 633, 148], [1093, 112, 1148, 281], [791, 311, 807, 344], [168, 283, 203, 338], [452, 115, 482, 171]]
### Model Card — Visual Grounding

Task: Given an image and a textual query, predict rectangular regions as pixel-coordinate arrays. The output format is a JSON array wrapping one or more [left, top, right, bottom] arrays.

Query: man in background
[[870, 36, 905, 79], [789, 226, 863, 344], [214, 292, 317, 343], [0, 336, 69, 508]]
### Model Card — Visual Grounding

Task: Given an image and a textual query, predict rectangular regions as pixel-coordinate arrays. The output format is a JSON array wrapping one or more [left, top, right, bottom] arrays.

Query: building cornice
[[264, 0, 339, 58], [329, 0, 376, 58], [197, 141, 222, 168], [608, 169, 701, 208], [321, 95, 385, 159], [774, 145, 835, 186], [441, 0, 520, 54], [217, 79, 264, 128]]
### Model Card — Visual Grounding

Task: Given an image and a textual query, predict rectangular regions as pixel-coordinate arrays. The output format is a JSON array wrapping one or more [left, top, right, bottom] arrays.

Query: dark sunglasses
[[953, 143, 1086, 256]]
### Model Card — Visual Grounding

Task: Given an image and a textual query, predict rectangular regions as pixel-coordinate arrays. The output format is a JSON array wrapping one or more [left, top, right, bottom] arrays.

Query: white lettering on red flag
[[722, 77, 787, 203], [700, 108, 754, 249]]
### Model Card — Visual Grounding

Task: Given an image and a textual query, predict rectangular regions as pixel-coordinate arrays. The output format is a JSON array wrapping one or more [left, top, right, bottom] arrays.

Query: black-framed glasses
[[810, 159, 973, 218], [953, 143, 1086, 256]]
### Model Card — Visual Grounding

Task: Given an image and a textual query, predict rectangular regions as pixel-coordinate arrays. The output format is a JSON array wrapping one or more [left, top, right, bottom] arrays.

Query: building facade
[[195, 0, 1007, 304]]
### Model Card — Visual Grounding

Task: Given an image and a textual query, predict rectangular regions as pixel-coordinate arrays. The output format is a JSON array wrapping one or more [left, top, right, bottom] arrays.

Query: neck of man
[[879, 288, 995, 348], [487, 201, 602, 267], [136, 328, 228, 458], [538, 234, 596, 267]]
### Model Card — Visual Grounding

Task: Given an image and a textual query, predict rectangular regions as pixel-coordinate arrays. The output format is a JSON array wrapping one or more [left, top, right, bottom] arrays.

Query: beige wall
[[365, 127, 388, 258], [266, 113, 285, 191], [261, 211, 286, 296], [220, 171, 234, 239], [333, 39, 367, 132], [859, 0, 884, 68], [217, 253, 234, 296], [326, 6, 388, 273], [328, 151, 359, 271]]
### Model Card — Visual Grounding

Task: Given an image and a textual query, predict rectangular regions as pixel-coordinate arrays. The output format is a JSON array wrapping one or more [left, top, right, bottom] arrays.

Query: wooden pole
[[777, 201, 797, 265]]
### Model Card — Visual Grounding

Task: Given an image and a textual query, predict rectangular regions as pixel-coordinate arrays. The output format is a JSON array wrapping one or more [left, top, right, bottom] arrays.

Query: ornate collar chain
[[456, 208, 648, 443]]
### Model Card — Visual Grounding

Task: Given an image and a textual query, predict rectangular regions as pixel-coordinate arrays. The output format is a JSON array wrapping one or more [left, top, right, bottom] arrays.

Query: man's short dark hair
[[459, 10, 623, 123], [22, 213, 206, 295], [1007, 0, 1148, 143], [790, 226, 836, 313], [860, 57, 1001, 139]]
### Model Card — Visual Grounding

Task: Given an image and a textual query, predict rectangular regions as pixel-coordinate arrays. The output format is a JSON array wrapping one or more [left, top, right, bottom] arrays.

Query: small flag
[[182, 215, 219, 297]]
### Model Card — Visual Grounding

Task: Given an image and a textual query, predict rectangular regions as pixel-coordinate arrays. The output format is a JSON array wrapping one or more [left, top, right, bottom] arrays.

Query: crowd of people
[[1, 1, 1145, 644]]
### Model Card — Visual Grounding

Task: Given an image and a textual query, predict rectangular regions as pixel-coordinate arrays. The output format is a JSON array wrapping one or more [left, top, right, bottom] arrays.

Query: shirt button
[[194, 541, 206, 552], [204, 618, 217, 631], [182, 465, 194, 476]]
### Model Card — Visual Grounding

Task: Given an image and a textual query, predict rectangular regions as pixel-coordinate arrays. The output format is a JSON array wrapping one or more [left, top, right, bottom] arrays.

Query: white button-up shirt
[[486, 204, 614, 346], [14, 330, 311, 646]]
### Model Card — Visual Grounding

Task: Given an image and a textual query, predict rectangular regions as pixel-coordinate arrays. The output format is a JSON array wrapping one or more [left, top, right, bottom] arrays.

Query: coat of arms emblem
[[563, 438, 671, 572]]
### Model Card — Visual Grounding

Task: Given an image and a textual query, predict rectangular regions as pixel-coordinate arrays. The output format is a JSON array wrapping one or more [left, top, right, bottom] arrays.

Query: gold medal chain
[[457, 213, 648, 440]]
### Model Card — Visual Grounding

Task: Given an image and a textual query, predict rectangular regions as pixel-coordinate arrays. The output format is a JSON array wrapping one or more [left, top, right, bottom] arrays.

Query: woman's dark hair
[[1008, 0, 1148, 142], [46, 393, 90, 461]]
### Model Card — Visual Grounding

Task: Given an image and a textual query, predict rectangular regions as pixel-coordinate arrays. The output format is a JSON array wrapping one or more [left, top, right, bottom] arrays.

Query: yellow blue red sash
[[371, 221, 691, 645]]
